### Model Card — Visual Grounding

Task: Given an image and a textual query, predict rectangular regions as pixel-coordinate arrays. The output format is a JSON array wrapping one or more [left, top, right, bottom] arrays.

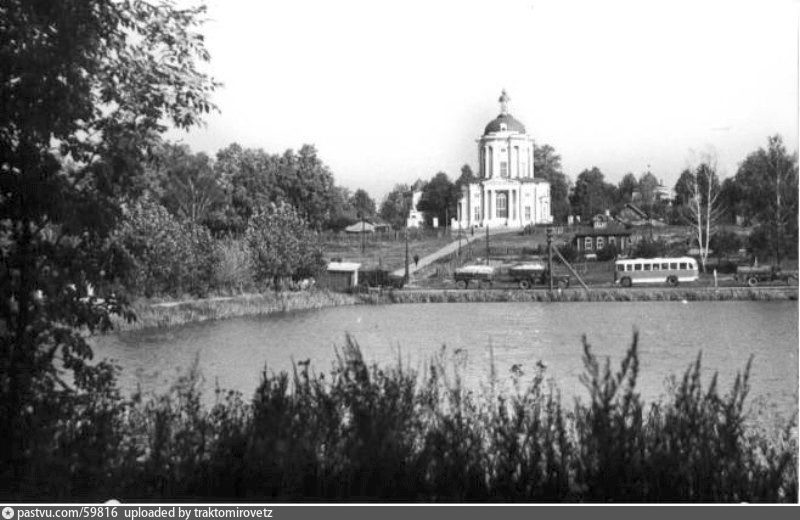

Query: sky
[[168, 0, 799, 201]]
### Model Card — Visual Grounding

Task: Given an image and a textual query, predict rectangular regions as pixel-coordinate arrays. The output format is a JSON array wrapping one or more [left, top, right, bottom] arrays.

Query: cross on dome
[[499, 89, 510, 114]]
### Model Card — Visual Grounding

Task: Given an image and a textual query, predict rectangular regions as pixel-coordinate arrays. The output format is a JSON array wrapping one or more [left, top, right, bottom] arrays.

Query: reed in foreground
[[3, 334, 796, 502]]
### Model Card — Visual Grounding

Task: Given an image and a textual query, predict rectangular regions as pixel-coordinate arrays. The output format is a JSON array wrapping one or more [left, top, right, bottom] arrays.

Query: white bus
[[614, 257, 699, 287]]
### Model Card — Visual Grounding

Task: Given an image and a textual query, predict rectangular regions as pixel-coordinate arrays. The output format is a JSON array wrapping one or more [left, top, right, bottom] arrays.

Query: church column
[[487, 189, 492, 222], [482, 145, 488, 178], [528, 145, 532, 177], [507, 138, 512, 178], [512, 190, 516, 221]]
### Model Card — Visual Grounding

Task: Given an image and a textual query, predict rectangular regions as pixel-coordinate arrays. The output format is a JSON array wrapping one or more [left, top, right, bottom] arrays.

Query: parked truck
[[734, 264, 796, 286], [508, 262, 570, 289], [453, 265, 495, 289]]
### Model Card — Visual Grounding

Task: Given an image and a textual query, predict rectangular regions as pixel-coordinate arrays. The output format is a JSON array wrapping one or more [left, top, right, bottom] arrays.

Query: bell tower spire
[[499, 89, 510, 115]]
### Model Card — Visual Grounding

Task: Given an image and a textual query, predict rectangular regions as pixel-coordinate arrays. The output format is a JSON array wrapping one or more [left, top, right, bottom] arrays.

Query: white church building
[[453, 90, 552, 229]]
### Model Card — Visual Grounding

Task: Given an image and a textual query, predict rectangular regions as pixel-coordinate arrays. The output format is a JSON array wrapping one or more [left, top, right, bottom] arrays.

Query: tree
[[0, 0, 217, 490], [732, 135, 799, 265], [717, 177, 745, 225], [215, 144, 338, 232], [246, 203, 324, 291], [570, 167, 617, 220], [379, 184, 411, 229], [683, 158, 723, 272], [282, 145, 337, 230], [456, 164, 476, 189], [113, 197, 219, 297], [417, 172, 459, 227], [150, 143, 227, 227], [618, 173, 638, 203], [534, 144, 571, 222], [349, 189, 377, 220], [709, 230, 741, 263], [674, 169, 695, 206]]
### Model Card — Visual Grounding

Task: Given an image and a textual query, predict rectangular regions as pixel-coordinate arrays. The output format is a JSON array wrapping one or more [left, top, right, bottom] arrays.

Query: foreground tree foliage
[[1, 334, 795, 502], [0, 0, 217, 490]]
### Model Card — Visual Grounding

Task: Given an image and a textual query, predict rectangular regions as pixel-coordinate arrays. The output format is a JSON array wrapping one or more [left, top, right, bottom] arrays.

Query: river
[[94, 301, 799, 417]]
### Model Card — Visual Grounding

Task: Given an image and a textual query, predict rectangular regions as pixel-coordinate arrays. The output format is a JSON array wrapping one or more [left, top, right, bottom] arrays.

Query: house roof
[[344, 222, 376, 233], [327, 262, 361, 272], [620, 203, 648, 219], [572, 226, 632, 237]]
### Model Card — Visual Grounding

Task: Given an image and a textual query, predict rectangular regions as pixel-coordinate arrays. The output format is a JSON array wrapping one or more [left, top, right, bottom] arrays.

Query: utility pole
[[547, 227, 554, 291], [458, 221, 462, 257], [359, 212, 365, 254], [404, 227, 410, 282]]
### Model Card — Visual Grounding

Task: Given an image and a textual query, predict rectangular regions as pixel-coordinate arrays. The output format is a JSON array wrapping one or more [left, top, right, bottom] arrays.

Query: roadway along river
[[94, 300, 798, 419]]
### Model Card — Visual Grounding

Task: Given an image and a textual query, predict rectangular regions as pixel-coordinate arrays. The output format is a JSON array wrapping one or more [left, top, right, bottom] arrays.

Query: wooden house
[[572, 225, 632, 255]]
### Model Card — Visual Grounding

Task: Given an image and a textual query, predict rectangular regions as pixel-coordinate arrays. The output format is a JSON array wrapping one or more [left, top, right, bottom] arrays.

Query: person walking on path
[[413, 254, 419, 267]]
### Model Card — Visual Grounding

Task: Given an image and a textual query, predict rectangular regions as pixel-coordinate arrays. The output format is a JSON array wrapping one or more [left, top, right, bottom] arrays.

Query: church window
[[500, 161, 508, 178], [608, 236, 616, 246], [584, 237, 593, 250], [474, 207, 481, 221], [596, 236, 605, 249], [525, 206, 531, 220]]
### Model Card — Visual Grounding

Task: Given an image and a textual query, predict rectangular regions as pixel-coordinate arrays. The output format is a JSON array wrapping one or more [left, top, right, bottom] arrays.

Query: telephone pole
[[404, 227, 410, 282], [547, 227, 554, 291]]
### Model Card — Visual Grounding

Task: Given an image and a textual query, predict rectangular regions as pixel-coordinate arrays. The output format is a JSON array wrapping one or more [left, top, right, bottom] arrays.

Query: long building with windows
[[453, 90, 552, 229]]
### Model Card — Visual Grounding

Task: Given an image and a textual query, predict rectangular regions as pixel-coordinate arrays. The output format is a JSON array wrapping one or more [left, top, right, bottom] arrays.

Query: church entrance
[[495, 191, 508, 219]]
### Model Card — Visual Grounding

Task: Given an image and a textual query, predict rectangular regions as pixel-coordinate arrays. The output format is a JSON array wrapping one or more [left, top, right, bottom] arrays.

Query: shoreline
[[112, 286, 798, 332]]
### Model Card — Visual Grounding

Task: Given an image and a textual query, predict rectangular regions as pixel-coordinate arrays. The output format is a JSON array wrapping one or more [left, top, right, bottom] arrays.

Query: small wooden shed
[[319, 261, 361, 292]]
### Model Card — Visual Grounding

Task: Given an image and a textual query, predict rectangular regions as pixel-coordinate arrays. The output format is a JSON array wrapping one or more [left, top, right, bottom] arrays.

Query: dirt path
[[391, 226, 519, 278]]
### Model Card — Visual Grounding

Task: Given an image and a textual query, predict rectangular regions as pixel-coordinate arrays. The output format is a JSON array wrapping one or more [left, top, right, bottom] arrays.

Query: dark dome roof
[[484, 113, 526, 135]]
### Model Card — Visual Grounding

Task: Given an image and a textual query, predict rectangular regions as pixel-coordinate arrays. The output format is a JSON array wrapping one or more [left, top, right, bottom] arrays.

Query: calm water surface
[[95, 301, 799, 416]]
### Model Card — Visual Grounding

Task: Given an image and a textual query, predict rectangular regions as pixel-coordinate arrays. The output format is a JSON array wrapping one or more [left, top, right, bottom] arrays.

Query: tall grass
[[3, 334, 796, 502]]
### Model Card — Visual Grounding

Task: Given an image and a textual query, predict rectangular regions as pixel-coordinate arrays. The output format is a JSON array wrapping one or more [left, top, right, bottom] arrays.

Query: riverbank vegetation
[[3, 334, 796, 501], [362, 287, 798, 305], [117, 291, 358, 331]]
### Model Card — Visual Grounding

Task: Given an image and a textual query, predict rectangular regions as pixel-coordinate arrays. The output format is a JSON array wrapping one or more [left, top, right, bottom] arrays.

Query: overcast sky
[[169, 0, 799, 201]]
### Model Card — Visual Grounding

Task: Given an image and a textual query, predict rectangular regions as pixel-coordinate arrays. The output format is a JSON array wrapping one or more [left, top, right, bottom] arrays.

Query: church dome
[[483, 89, 526, 135], [484, 113, 526, 135]]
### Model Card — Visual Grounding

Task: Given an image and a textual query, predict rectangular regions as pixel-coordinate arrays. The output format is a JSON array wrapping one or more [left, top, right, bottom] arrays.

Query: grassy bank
[[115, 290, 359, 331], [113, 286, 796, 332], [363, 287, 799, 304], [5, 334, 796, 501]]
